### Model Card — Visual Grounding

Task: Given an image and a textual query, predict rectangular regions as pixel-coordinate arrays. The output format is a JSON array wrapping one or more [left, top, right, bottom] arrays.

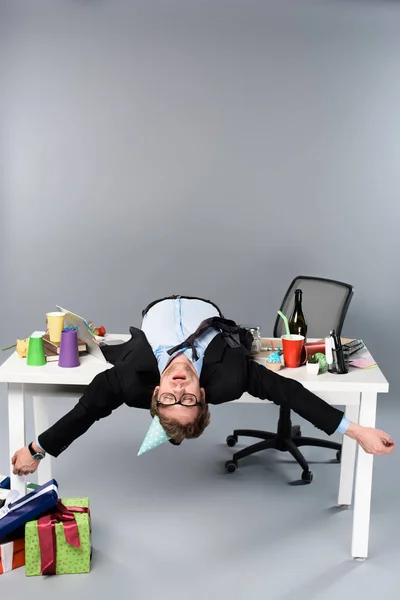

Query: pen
[[336, 332, 346, 373], [330, 330, 340, 373], [329, 331, 337, 371], [330, 330, 337, 352], [331, 329, 345, 373]]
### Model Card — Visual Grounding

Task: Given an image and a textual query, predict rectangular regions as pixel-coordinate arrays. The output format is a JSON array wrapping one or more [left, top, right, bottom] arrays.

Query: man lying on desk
[[12, 295, 394, 476]]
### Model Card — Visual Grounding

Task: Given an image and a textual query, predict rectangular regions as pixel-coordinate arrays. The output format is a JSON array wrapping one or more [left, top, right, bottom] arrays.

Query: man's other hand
[[11, 445, 42, 476], [346, 423, 395, 455]]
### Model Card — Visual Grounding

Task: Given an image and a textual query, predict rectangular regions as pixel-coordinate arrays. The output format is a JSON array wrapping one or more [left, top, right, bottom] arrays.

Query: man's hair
[[150, 392, 211, 443]]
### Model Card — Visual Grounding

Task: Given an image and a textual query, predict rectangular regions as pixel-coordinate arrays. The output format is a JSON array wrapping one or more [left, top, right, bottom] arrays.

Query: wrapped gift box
[[0, 476, 39, 493], [25, 498, 91, 576], [0, 476, 10, 490], [1, 484, 38, 510], [0, 490, 8, 510], [27, 483, 40, 492], [0, 532, 25, 574], [0, 480, 59, 539]]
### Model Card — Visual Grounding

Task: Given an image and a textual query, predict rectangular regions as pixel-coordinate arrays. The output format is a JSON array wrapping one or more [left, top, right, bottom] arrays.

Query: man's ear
[[200, 388, 206, 403], [151, 385, 160, 406], [150, 386, 160, 412]]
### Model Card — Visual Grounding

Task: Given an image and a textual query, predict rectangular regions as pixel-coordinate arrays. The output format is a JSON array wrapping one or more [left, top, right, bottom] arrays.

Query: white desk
[[0, 333, 389, 559]]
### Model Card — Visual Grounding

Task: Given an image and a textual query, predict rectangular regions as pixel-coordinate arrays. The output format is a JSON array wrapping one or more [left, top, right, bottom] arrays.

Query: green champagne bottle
[[288, 289, 307, 341]]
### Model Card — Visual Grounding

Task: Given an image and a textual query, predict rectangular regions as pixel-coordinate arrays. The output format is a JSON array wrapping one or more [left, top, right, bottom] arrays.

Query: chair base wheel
[[225, 460, 237, 473], [226, 435, 238, 448], [302, 470, 313, 483]]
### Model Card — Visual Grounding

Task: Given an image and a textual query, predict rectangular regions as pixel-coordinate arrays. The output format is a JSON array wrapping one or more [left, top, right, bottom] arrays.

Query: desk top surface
[[0, 332, 389, 393]]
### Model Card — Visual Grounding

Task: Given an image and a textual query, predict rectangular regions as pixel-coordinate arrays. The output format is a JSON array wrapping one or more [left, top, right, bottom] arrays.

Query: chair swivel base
[[225, 425, 341, 485]]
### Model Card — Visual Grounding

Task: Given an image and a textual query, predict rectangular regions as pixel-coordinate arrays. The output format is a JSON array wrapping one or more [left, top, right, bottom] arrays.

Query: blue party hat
[[138, 416, 171, 456]]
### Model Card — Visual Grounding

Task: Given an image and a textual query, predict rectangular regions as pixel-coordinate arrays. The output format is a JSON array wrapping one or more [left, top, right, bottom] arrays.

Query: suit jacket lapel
[[203, 333, 226, 365], [102, 326, 226, 391], [101, 327, 158, 373]]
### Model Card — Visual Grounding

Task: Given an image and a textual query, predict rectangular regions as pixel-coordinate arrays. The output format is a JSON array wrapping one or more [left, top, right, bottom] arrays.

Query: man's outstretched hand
[[9, 425, 394, 477], [346, 423, 395, 455], [11, 444, 43, 476]]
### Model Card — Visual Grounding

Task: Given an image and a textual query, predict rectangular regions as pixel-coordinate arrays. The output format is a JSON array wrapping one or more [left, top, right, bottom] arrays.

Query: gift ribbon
[[0, 541, 14, 573], [38, 500, 90, 576], [0, 484, 57, 521], [0, 490, 22, 520]]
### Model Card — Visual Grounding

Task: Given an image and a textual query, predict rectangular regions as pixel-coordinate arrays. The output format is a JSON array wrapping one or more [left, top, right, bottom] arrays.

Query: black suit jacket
[[38, 327, 344, 457]]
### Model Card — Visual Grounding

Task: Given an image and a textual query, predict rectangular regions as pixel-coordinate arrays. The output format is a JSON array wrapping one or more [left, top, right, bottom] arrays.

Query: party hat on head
[[138, 416, 170, 456]]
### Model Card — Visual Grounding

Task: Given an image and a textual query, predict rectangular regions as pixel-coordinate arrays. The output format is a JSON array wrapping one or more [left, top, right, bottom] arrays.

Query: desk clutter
[[2, 293, 374, 374], [242, 286, 375, 374], [0, 476, 91, 576], [247, 333, 374, 374], [2, 310, 107, 369]]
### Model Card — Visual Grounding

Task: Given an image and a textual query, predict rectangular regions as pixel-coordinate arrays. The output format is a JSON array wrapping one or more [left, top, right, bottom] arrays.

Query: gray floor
[[0, 392, 398, 600]]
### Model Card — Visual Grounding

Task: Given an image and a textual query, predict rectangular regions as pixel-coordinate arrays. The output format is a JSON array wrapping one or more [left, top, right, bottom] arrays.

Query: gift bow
[[38, 500, 90, 576], [0, 490, 22, 520], [0, 483, 58, 522]]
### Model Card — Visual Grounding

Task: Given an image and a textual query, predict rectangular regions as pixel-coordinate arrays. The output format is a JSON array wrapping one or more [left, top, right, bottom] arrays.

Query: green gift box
[[25, 498, 91, 576]]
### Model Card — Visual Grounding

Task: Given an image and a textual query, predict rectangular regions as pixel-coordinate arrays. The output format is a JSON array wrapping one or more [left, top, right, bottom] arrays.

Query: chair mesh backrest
[[273, 276, 354, 339]]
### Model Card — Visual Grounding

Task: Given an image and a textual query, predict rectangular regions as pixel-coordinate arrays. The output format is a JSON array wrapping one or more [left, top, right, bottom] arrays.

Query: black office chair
[[225, 276, 354, 484]]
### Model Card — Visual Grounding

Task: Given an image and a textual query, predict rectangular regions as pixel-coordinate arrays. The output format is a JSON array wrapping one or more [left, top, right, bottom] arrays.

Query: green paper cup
[[26, 334, 46, 366]]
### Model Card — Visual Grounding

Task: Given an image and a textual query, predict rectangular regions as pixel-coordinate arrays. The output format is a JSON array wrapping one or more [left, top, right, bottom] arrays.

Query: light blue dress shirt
[[36, 297, 349, 451], [141, 297, 220, 376], [336, 417, 350, 434]]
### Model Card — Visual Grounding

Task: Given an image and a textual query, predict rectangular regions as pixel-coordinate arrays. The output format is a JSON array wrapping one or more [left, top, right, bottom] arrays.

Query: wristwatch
[[28, 442, 46, 461]]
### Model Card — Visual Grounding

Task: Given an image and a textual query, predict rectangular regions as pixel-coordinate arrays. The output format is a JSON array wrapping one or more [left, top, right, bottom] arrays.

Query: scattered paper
[[349, 357, 377, 369]]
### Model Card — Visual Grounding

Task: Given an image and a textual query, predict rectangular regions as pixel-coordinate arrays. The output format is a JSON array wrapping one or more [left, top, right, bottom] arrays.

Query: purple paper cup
[[58, 329, 80, 368]]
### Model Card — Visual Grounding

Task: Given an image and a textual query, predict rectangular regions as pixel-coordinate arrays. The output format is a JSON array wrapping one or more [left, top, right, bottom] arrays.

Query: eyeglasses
[[157, 393, 200, 407]]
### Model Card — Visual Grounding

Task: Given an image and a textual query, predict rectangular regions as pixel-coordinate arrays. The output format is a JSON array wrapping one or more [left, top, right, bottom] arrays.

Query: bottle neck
[[294, 290, 303, 308]]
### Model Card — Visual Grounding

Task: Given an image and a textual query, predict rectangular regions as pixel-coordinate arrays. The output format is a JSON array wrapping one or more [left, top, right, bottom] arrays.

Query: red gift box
[[0, 538, 25, 574]]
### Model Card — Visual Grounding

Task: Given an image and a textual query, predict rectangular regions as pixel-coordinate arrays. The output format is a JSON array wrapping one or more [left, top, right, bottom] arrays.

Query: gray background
[[1, 2, 399, 598], [2, 1, 400, 428]]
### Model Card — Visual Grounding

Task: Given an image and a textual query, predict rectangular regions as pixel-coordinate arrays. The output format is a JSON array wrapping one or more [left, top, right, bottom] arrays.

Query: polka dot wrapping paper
[[25, 498, 91, 576]]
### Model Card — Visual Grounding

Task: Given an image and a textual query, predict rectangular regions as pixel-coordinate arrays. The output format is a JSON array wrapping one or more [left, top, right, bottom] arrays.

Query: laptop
[[56, 305, 106, 362]]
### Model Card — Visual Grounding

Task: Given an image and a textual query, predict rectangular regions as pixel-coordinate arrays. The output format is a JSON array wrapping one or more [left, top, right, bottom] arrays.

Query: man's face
[[155, 355, 205, 425]]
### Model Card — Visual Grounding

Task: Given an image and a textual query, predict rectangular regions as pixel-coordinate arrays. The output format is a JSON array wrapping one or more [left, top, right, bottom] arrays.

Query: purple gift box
[[0, 479, 59, 539]]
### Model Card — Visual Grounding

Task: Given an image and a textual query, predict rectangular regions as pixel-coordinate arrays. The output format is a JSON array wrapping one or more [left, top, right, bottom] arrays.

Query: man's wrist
[[344, 422, 361, 441], [31, 441, 46, 455], [336, 416, 351, 434]]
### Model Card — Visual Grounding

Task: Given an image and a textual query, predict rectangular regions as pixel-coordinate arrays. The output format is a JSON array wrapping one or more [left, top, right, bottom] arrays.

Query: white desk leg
[[338, 403, 360, 507], [8, 383, 27, 495], [33, 395, 53, 485], [351, 392, 377, 560]]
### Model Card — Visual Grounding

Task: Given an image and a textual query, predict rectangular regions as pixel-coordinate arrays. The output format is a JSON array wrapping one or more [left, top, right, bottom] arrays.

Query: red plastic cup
[[281, 334, 305, 368]]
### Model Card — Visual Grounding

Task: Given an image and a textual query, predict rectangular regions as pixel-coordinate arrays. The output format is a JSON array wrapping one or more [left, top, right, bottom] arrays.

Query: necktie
[[167, 317, 243, 361]]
